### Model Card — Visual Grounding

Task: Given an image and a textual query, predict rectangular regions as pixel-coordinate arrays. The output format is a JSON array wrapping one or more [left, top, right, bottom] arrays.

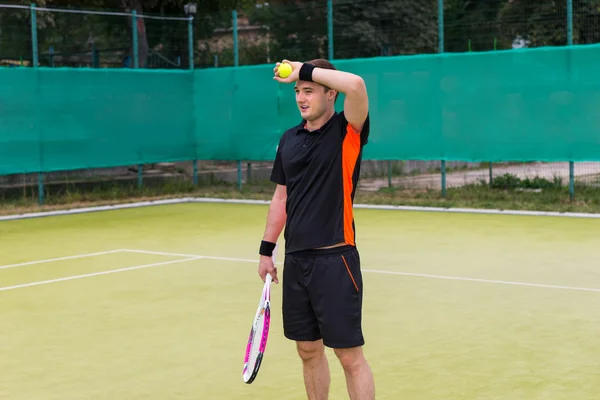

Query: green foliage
[[495, 0, 600, 48], [5, 170, 600, 215], [490, 173, 564, 190], [246, 1, 328, 62], [333, 0, 438, 57], [5, 0, 600, 68], [244, 0, 439, 61], [444, 0, 504, 52]]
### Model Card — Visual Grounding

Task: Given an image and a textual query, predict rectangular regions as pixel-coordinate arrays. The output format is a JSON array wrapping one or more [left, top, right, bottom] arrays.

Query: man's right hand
[[258, 255, 279, 284]]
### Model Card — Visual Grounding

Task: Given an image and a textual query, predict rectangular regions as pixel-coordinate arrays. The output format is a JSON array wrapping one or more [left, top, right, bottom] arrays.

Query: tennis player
[[258, 59, 375, 399]]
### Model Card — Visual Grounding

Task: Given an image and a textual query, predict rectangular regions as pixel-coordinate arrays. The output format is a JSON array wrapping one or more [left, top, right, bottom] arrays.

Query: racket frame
[[242, 244, 277, 384]]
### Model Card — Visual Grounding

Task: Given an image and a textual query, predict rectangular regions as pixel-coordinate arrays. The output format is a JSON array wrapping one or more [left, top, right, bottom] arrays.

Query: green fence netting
[[2, 43, 600, 175]]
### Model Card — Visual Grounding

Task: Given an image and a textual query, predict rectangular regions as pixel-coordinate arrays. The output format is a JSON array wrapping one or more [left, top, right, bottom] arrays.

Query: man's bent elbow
[[349, 76, 366, 96]]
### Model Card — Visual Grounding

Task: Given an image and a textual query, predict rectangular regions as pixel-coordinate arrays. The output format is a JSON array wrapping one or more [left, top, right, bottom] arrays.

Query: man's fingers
[[273, 76, 291, 84], [258, 260, 277, 283]]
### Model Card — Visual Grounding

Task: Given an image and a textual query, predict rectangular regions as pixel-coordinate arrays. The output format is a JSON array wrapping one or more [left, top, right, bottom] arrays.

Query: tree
[[247, 0, 439, 62], [496, 0, 600, 48], [1, 0, 200, 67], [333, 0, 438, 58], [246, 1, 328, 62], [443, 0, 505, 52]]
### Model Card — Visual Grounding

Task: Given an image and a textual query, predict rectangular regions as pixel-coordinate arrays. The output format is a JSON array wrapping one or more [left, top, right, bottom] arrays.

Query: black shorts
[[282, 245, 364, 349]]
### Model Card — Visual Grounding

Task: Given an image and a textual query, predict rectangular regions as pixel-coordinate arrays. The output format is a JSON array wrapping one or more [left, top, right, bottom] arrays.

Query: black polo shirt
[[270, 111, 370, 254]]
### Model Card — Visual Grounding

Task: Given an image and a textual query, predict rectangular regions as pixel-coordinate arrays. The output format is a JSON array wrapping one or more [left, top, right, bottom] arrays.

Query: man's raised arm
[[274, 60, 369, 133]]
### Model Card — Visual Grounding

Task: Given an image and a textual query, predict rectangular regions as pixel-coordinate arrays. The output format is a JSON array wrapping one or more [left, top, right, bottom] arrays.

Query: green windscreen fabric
[[194, 65, 281, 161], [0, 68, 195, 175], [342, 44, 600, 162], [2, 44, 600, 176]]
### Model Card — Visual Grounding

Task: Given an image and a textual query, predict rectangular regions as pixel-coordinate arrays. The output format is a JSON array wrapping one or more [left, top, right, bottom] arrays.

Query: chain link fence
[[0, 4, 191, 69], [2, 1, 600, 210], [0, 5, 34, 66]]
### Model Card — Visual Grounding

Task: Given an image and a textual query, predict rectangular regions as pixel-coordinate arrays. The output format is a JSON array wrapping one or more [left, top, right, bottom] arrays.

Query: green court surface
[[2, 202, 600, 399]]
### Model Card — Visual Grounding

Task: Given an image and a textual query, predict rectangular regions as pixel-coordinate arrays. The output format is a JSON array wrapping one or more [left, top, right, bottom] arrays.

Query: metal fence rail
[[1, 1, 598, 207], [194, 0, 590, 201], [0, 3, 193, 69]]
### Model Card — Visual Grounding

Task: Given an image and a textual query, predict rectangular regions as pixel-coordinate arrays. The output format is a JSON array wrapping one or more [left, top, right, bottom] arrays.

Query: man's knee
[[296, 340, 325, 363], [333, 346, 364, 373]]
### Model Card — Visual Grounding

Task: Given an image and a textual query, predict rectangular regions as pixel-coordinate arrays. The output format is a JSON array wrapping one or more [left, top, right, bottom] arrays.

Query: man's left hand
[[273, 60, 302, 83]]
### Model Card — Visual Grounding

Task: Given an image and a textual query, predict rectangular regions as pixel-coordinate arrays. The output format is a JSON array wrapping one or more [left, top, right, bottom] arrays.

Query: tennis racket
[[242, 244, 278, 384]]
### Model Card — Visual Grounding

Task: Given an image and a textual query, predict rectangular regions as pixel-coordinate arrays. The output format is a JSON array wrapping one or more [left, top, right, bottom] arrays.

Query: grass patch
[[2, 173, 600, 216], [360, 183, 600, 213]]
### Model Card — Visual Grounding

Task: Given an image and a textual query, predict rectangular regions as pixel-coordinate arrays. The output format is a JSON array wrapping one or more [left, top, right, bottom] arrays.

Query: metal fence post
[[188, 16, 198, 186], [131, 10, 143, 189], [567, 0, 573, 46], [233, 10, 239, 66], [137, 165, 143, 189], [49, 45, 54, 67], [327, 0, 334, 60], [193, 161, 198, 186], [38, 173, 44, 206], [132, 10, 139, 68], [30, 4, 38, 67], [438, 0, 444, 54], [232, 10, 243, 190], [567, 0, 574, 201], [31, 4, 44, 205], [489, 38, 498, 188], [438, 0, 446, 197], [188, 16, 194, 69]]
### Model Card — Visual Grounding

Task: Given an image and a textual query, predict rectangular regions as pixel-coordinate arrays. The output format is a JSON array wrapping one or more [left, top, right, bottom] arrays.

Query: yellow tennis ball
[[278, 63, 292, 78]]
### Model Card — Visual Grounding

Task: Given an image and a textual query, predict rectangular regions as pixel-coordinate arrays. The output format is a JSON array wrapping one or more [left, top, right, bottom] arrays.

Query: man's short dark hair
[[305, 58, 339, 102], [306, 58, 336, 71]]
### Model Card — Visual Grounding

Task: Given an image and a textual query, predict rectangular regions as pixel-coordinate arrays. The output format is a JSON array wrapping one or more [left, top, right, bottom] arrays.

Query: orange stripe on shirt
[[341, 123, 362, 246]]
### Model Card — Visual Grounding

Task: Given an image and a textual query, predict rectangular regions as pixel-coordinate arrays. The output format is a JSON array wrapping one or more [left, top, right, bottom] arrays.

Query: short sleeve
[[270, 135, 286, 185], [341, 112, 370, 146], [358, 114, 370, 146]]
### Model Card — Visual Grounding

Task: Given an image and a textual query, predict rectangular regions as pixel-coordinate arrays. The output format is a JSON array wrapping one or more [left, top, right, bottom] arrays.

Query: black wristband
[[259, 240, 277, 256], [299, 63, 315, 82]]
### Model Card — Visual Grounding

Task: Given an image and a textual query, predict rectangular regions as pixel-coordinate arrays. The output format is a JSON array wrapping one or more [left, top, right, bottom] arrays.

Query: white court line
[[125, 249, 600, 294], [0, 249, 125, 270], [4, 197, 600, 221], [362, 269, 600, 293], [121, 249, 277, 264], [0, 257, 201, 293], [2, 248, 599, 294]]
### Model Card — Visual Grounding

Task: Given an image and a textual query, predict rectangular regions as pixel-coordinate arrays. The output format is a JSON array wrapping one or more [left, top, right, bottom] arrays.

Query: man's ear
[[329, 89, 337, 101]]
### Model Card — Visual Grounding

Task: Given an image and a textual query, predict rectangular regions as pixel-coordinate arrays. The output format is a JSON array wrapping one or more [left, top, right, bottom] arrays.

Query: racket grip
[[272, 243, 279, 263], [264, 243, 278, 284]]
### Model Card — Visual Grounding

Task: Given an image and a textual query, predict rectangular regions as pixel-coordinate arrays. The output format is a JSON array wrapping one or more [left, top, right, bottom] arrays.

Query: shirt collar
[[295, 111, 338, 134]]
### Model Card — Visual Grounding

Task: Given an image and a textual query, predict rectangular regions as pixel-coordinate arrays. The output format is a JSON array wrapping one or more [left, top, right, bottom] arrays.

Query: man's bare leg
[[334, 346, 375, 400], [297, 340, 331, 400]]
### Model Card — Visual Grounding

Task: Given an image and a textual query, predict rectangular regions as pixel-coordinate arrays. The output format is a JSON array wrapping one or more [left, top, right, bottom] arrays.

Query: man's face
[[294, 81, 335, 121]]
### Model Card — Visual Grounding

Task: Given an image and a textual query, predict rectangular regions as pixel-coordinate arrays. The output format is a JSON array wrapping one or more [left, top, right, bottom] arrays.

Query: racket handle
[[263, 243, 278, 284], [272, 243, 279, 263]]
